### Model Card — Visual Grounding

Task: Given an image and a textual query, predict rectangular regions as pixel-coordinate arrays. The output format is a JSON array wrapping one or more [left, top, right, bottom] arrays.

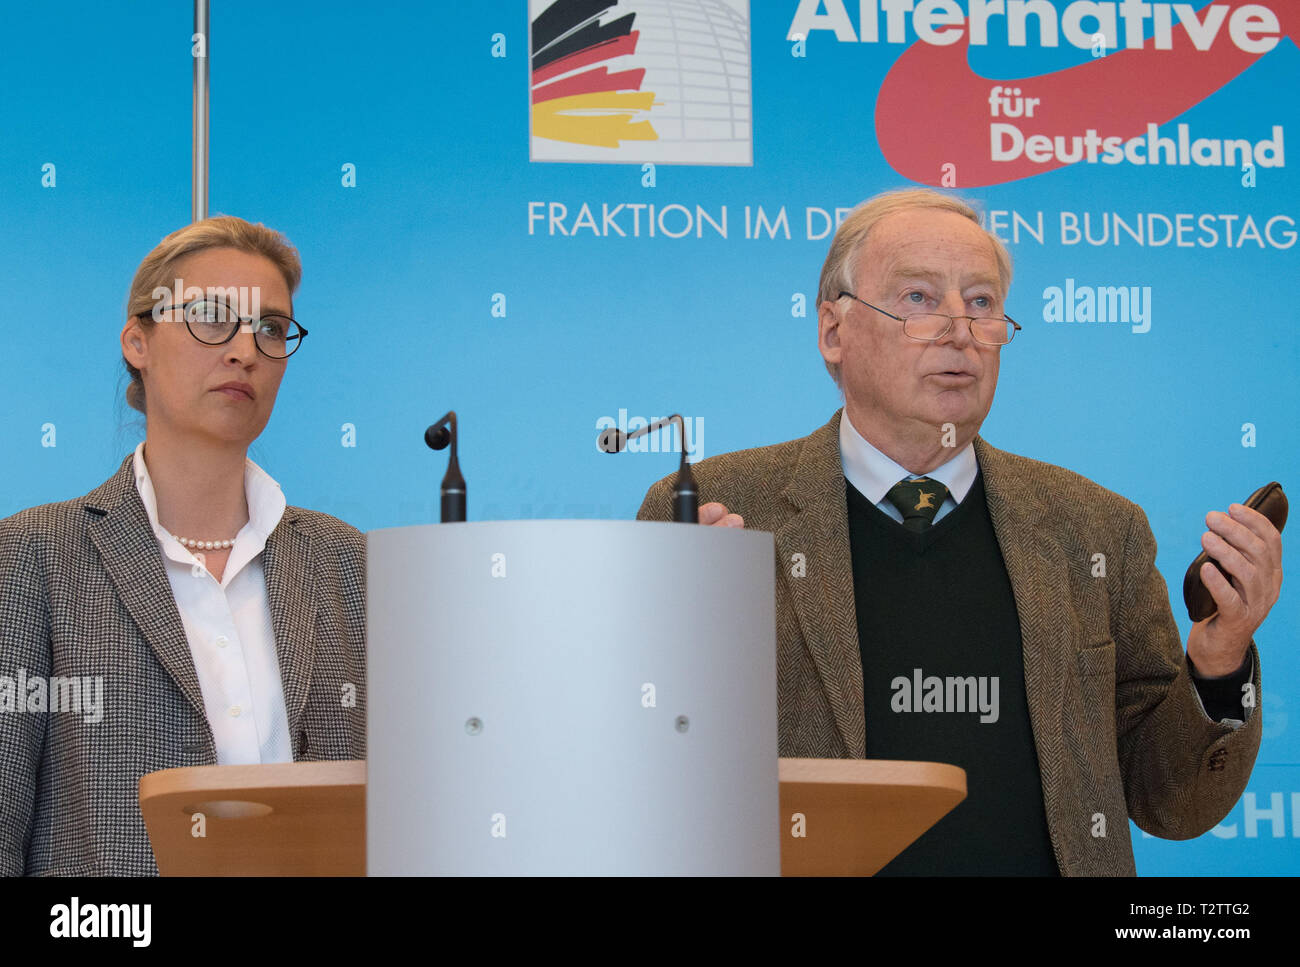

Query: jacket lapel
[[263, 509, 319, 756], [86, 454, 322, 760], [84, 456, 209, 724], [775, 410, 866, 757], [973, 436, 1072, 868]]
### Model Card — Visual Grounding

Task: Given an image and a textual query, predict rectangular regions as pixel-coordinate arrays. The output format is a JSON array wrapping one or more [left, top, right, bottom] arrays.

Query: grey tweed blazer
[[639, 410, 1262, 876], [0, 455, 366, 876]]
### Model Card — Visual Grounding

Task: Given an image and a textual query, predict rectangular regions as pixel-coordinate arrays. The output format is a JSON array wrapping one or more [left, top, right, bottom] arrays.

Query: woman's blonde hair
[[123, 215, 302, 413]]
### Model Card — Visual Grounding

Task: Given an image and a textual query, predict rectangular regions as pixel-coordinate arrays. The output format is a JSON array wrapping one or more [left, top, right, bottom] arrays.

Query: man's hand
[[701, 501, 744, 528], [1186, 502, 1283, 677]]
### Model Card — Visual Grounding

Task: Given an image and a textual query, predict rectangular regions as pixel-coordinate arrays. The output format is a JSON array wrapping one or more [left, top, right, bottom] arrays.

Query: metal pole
[[192, 0, 209, 222]]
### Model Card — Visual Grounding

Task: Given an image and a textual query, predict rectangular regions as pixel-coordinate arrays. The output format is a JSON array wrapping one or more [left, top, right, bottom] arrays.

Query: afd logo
[[530, 0, 752, 165], [787, 1, 1295, 186]]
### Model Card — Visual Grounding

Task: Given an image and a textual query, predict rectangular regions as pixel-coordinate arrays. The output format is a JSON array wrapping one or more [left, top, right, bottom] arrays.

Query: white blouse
[[132, 442, 292, 765]]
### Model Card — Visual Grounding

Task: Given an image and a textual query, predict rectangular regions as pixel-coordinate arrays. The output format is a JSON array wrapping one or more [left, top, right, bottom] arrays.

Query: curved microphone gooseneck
[[598, 414, 698, 523], [424, 411, 466, 523]]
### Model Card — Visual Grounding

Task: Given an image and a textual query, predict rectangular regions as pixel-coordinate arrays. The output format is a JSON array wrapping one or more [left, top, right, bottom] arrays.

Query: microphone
[[599, 414, 698, 523], [424, 411, 466, 523]]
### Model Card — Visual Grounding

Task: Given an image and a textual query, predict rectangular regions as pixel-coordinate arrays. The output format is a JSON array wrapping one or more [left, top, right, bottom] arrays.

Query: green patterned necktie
[[884, 477, 950, 532]]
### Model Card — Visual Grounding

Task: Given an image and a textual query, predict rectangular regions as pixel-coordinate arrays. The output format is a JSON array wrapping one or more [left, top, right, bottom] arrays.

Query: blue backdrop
[[0, 0, 1295, 874]]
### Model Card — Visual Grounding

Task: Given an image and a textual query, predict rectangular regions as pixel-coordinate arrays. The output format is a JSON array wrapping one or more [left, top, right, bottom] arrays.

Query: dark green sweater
[[847, 470, 1059, 875]]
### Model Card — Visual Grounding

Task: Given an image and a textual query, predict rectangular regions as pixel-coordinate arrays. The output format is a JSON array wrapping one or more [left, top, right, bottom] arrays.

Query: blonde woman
[[0, 217, 365, 875]]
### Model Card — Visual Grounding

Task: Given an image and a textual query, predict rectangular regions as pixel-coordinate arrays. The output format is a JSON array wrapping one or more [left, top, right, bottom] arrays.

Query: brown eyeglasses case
[[1183, 481, 1287, 621]]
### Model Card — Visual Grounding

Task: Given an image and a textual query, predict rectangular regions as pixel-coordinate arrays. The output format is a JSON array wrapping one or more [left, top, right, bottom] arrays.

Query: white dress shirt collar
[[839, 409, 978, 505], [132, 442, 287, 586]]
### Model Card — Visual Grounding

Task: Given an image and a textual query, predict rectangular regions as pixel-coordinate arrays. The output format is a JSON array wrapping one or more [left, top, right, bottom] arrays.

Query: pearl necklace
[[172, 534, 237, 550]]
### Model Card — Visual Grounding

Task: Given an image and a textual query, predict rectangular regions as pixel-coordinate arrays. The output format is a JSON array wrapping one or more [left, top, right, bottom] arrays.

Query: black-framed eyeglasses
[[141, 299, 308, 359], [837, 291, 1021, 346]]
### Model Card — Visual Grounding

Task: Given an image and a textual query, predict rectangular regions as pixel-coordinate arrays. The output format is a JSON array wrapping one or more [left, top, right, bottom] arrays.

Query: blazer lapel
[[84, 456, 209, 724], [973, 436, 1072, 866], [775, 410, 866, 757], [262, 509, 319, 756]]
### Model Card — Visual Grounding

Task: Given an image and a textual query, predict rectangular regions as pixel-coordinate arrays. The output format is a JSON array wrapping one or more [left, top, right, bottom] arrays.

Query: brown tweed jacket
[[638, 410, 1261, 875], [0, 455, 366, 876]]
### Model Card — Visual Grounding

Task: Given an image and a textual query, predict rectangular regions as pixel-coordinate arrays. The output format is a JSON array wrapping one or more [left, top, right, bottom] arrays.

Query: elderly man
[[638, 188, 1281, 875]]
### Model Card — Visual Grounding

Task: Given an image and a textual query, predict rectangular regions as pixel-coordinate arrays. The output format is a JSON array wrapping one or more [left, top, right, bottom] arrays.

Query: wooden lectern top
[[778, 758, 967, 876], [140, 757, 964, 876], [139, 759, 365, 877]]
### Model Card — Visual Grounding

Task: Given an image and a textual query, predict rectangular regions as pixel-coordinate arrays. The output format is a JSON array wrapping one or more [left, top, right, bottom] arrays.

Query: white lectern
[[365, 520, 778, 874]]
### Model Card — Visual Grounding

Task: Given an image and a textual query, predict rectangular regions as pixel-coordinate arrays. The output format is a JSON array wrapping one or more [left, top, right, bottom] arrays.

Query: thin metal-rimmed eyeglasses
[[141, 298, 308, 359], [838, 291, 1021, 346]]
